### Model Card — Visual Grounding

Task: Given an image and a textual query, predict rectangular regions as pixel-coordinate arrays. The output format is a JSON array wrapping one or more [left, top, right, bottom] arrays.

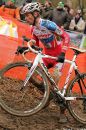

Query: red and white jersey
[[31, 18, 70, 52]]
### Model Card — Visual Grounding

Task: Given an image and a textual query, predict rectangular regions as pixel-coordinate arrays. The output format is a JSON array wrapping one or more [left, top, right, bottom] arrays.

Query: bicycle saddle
[[70, 47, 86, 55]]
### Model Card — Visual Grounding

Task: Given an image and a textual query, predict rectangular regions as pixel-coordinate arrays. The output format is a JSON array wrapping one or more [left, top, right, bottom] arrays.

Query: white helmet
[[21, 2, 40, 14]]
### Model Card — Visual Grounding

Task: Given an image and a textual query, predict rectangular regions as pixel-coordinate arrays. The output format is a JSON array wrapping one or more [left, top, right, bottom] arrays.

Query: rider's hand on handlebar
[[57, 52, 65, 63], [27, 39, 43, 53]]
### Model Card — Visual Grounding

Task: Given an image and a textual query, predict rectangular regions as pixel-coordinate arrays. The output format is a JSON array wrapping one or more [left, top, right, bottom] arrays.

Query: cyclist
[[21, 2, 70, 123]]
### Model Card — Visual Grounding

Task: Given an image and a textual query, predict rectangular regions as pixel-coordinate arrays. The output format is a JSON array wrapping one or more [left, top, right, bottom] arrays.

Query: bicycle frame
[[23, 50, 78, 99], [41, 54, 78, 97]]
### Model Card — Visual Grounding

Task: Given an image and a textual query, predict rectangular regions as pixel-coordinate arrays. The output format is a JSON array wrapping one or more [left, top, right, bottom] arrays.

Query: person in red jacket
[[21, 2, 70, 123], [0, 0, 20, 20]]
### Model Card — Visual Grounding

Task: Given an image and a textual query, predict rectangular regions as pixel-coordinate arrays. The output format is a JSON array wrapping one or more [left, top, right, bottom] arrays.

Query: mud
[[0, 101, 86, 130]]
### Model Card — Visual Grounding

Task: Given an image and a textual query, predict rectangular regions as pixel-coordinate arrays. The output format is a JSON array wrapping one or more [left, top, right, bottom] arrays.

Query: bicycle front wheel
[[0, 62, 49, 116], [66, 73, 86, 124]]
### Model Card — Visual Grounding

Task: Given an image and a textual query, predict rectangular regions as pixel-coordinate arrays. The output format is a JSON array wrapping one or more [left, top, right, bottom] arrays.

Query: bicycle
[[0, 36, 86, 124]]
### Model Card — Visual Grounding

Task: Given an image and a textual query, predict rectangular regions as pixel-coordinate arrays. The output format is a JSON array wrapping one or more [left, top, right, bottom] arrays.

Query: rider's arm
[[41, 20, 70, 53], [59, 29, 70, 53], [32, 34, 39, 46]]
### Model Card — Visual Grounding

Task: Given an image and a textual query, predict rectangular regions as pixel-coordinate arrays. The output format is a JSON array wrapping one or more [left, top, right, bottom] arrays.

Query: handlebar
[[22, 36, 43, 53], [15, 46, 29, 55], [16, 36, 43, 54], [16, 36, 67, 63], [21, 36, 43, 54], [15, 36, 43, 61]]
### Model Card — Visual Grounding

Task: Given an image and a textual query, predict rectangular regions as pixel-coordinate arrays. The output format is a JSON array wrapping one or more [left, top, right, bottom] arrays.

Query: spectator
[[0, 0, 5, 6], [69, 10, 85, 32], [64, 4, 70, 14], [64, 4, 75, 21], [0, 0, 20, 19], [51, 1, 71, 30], [41, 0, 53, 20], [69, 8, 75, 20]]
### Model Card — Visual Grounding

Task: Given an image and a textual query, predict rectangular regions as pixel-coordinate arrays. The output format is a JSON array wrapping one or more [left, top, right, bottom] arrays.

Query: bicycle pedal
[[54, 95, 67, 109]]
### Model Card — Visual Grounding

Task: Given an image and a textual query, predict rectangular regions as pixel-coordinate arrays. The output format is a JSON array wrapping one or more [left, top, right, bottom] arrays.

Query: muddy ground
[[0, 74, 86, 130], [0, 100, 86, 130]]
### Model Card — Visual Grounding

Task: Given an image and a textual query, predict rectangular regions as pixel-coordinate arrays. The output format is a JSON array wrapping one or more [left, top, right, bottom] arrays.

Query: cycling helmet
[[21, 2, 40, 14]]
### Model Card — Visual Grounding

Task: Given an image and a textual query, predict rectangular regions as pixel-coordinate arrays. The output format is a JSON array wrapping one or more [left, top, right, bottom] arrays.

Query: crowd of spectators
[[0, 0, 86, 34], [40, 0, 86, 34], [39, 1, 86, 33]]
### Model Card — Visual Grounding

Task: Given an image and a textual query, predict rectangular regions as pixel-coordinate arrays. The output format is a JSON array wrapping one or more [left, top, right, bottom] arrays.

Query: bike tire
[[0, 62, 49, 116], [66, 73, 86, 124]]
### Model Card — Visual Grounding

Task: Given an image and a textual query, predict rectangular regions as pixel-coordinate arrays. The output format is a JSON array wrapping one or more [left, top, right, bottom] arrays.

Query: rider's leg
[[52, 63, 63, 84], [52, 63, 68, 123], [59, 105, 68, 123], [43, 43, 68, 122]]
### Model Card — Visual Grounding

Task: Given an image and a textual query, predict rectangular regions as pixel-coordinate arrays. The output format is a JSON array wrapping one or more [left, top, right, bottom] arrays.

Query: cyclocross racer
[[21, 2, 70, 123]]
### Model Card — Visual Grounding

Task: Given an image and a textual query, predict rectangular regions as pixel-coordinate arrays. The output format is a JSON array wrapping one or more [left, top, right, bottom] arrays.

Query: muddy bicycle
[[0, 36, 86, 124]]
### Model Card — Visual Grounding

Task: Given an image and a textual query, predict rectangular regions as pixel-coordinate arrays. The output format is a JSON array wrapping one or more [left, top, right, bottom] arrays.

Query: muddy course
[[0, 49, 86, 130], [0, 94, 86, 130], [0, 75, 86, 130]]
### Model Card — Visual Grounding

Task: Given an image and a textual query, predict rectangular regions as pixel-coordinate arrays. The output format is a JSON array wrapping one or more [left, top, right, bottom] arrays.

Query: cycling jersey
[[31, 18, 70, 68], [32, 18, 70, 52]]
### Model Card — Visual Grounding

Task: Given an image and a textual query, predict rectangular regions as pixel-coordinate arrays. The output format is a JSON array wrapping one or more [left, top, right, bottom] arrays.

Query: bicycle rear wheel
[[0, 62, 49, 116], [66, 73, 86, 124]]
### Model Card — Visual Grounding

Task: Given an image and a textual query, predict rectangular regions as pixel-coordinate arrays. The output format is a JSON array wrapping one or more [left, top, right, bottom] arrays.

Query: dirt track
[[0, 101, 86, 130], [0, 52, 86, 130]]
